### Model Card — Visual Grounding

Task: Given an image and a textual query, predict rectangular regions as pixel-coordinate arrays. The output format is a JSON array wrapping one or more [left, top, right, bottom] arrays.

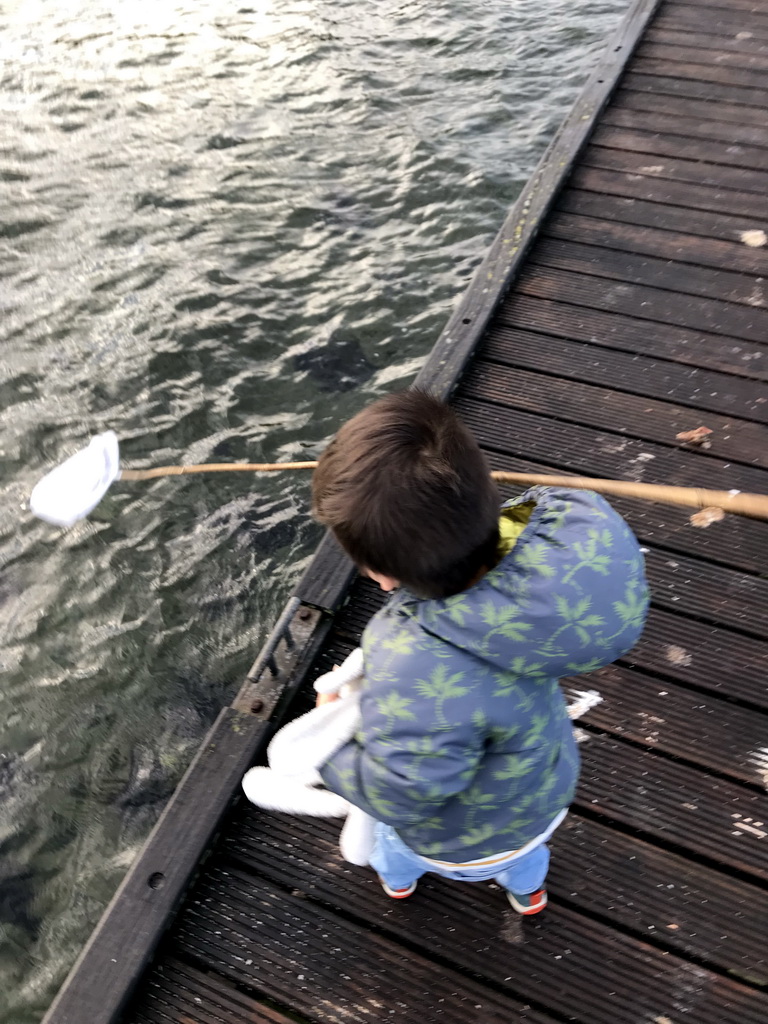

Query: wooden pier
[[44, 0, 768, 1021]]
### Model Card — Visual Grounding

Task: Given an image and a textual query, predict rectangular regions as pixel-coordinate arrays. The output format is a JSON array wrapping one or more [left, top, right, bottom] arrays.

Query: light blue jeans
[[369, 821, 553, 895]]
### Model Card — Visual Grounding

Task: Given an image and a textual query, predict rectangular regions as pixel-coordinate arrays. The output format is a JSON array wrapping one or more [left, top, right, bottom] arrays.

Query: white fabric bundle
[[242, 647, 377, 866]]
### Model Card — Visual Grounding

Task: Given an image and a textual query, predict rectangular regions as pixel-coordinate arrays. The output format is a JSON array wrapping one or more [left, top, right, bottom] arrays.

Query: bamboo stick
[[490, 472, 768, 520], [119, 461, 768, 520], [120, 461, 319, 479]]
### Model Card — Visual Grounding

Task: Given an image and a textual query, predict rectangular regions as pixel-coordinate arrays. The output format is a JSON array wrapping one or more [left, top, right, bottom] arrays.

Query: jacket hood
[[398, 486, 648, 678]]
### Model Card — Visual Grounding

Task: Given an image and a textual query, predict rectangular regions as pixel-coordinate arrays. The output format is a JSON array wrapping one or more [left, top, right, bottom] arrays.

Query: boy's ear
[[362, 568, 400, 592]]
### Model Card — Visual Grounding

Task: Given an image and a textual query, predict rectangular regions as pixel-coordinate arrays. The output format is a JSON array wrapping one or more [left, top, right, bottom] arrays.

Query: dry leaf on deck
[[676, 426, 713, 446], [690, 506, 725, 528], [666, 644, 692, 667]]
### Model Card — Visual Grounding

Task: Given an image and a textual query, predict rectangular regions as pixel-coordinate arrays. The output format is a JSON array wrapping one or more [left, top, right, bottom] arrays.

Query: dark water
[[0, 1, 627, 1019]]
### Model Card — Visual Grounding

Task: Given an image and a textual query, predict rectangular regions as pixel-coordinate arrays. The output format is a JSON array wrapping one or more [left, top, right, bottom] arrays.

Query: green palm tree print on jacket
[[320, 487, 649, 861]]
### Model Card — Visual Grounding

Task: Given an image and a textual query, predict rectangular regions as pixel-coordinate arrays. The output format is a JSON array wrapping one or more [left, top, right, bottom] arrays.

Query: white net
[[30, 431, 121, 527]]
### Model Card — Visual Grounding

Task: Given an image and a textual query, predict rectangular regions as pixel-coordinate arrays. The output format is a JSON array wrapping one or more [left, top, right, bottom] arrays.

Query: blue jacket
[[320, 487, 649, 860]]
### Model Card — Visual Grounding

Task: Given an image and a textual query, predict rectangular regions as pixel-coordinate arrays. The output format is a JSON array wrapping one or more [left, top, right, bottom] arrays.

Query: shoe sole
[[506, 890, 547, 915], [379, 877, 417, 899]]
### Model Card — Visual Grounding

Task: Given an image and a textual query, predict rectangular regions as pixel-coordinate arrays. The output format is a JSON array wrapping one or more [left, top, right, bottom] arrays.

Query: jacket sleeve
[[318, 679, 485, 828]]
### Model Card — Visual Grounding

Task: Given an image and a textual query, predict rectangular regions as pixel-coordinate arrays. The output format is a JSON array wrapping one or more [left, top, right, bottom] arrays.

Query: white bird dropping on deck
[[30, 431, 121, 526]]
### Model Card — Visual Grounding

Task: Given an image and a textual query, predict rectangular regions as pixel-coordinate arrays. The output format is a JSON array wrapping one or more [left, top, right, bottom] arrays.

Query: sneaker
[[378, 876, 417, 899], [506, 888, 547, 915]]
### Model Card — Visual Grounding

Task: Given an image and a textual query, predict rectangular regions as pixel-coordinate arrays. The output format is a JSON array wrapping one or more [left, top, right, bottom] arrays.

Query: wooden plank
[[637, 38, 768, 71], [574, 152, 768, 220], [646, 25, 768, 54], [125, 958, 308, 1024], [551, 815, 768, 987], [591, 123, 768, 175], [615, 83, 768, 127], [630, 53, 768, 91], [578, 734, 768, 880], [530, 236, 768, 317], [462, 359, 768, 467], [583, 136, 768, 197], [642, 545, 768, 638], [480, 324, 768, 423], [515, 261, 768, 344], [498, 291, 768, 382], [226, 806, 768, 987], [410, 0, 663, 398], [668, 0, 768, 13], [532, 234, 768, 309], [479, 325, 768, 425], [557, 185, 768, 249], [41, 707, 270, 1024], [184, 864, 768, 1024], [175, 868, 552, 1024], [564, 664, 768, 785], [656, 6, 768, 41], [545, 208, 768, 278], [626, 605, 768, 712], [603, 104, 768, 151], [623, 66, 768, 109]]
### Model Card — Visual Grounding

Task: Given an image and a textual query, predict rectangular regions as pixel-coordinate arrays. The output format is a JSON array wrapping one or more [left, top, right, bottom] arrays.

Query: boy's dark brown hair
[[312, 389, 500, 599]]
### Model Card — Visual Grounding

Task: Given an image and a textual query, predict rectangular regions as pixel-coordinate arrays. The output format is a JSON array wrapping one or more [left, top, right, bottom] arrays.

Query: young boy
[[312, 390, 648, 914]]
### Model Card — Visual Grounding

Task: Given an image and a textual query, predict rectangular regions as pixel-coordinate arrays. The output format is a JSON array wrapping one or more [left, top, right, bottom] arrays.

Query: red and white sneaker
[[378, 876, 417, 899], [506, 888, 547, 915]]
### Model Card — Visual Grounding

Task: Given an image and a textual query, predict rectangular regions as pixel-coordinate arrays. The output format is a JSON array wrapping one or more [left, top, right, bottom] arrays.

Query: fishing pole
[[29, 430, 768, 527]]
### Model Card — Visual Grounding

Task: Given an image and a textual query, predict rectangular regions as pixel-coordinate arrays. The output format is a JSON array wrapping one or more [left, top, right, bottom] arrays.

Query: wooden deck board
[[220, 807, 768, 986], [515, 263, 768, 343], [670, 0, 768, 12], [580, 147, 768, 216], [646, 26, 768, 55], [557, 186, 768, 251], [657, 7, 768, 40], [631, 53, 768, 90], [531, 236, 768, 309], [498, 292, 768, 380], [179, 861, 767, 1024], [480, 325, 768, 421], [452, 393, 768, 497], [171, 866, 551, 1024], [577, 735, 768, 881], [614, 84, 768, 126], [127, 959, 304, 1024], [49, 1, 768, 1021], [225, 806, 768, 983], [637, 546, 768, 636], [602, 104, 768, 150], [564, 665, 768, 783], [638, 38, 768, 71], [590, 123, 768, 178], [623, 64, 768, 105], [463, 358, 768, 467]]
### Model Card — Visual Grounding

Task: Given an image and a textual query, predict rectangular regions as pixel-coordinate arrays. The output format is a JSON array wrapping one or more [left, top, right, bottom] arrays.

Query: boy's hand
[[316, 692, 340, 708], [315, 663, 340, 707]]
